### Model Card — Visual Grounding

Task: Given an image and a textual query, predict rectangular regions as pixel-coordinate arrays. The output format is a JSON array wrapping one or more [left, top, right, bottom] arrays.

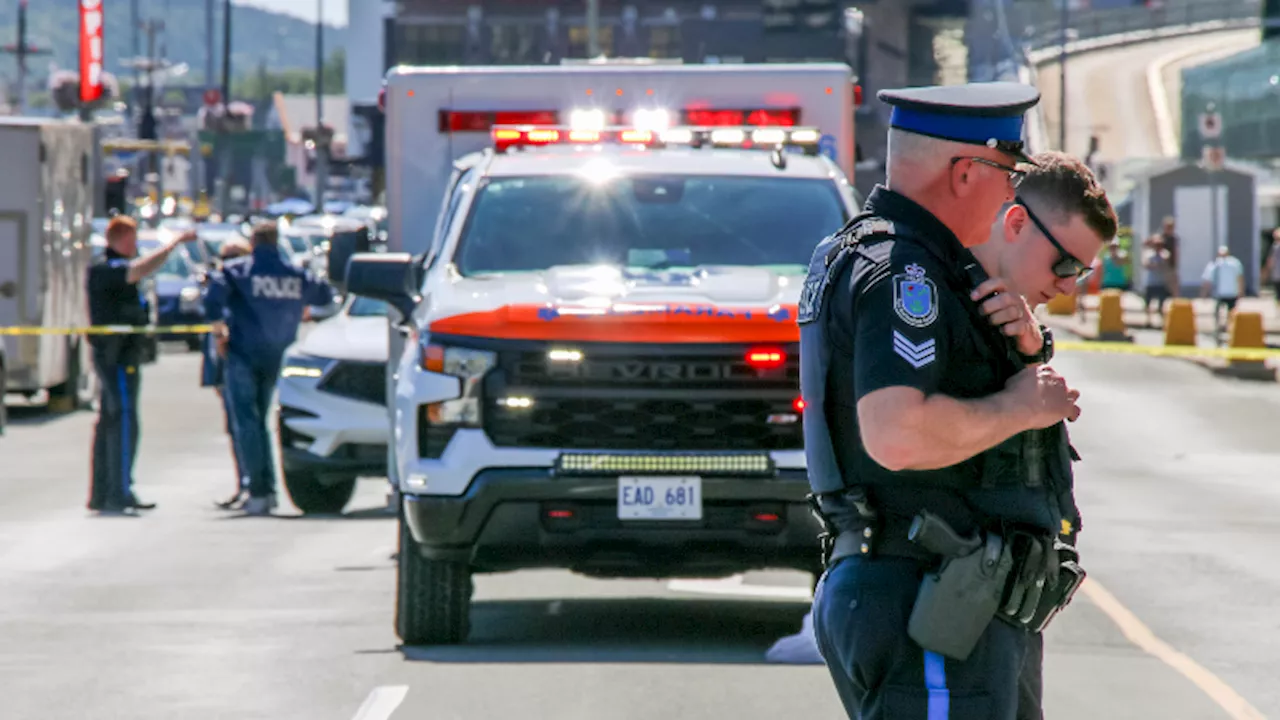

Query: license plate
[[617, 476, 702, 520]]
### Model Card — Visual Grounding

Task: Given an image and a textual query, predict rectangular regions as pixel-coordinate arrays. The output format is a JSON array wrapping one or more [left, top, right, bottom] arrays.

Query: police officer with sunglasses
[[799, 83, 1115, 720]]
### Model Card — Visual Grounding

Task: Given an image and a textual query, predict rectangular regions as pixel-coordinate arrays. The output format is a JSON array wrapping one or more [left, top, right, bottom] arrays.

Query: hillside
[[0, 0, 346, 87]]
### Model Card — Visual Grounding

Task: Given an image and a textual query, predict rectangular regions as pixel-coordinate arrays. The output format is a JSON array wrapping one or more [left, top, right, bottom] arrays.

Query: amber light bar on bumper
[[554, 452, 775, 477]]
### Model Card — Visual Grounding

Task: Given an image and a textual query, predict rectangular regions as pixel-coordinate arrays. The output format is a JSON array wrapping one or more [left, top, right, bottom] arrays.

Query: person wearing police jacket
[[799, 83, 1112, 720], [87, 216, 198, 513], [204, 223, 333, 516]]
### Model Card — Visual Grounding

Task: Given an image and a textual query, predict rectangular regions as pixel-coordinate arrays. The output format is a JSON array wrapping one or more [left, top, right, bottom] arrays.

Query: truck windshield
[[453, 174, 848, 276]]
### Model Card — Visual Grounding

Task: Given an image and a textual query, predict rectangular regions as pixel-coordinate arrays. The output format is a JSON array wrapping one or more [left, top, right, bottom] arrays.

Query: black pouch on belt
[[1022, 539, 1087, 633]]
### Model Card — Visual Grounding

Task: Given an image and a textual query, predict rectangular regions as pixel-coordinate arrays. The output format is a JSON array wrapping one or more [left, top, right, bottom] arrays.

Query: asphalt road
[[1035, 29, 1259, 169], [1, 344, 1276, 719]]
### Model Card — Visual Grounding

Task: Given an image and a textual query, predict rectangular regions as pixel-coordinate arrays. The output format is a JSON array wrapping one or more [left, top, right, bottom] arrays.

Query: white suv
[[275, 294, 391, 513]]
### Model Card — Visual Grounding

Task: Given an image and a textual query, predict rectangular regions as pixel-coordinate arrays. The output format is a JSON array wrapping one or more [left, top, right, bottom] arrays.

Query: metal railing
[[1011, 0, 1262, 52]]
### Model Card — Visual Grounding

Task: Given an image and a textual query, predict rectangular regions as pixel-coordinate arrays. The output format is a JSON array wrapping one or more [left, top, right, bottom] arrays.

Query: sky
[[235, 0, 348, 27]]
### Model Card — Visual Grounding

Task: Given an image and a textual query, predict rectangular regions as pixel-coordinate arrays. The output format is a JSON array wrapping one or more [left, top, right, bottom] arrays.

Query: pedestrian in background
[[1201, 245, 1246, 343], [204, 222, 333, 515], [86, 215, 197, 514], [200, 237, 254, 509], [1141, 235, 1175, 327]]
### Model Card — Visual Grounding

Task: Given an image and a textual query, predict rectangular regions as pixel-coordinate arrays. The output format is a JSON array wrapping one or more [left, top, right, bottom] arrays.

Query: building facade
[[345, 0, 970, 194]]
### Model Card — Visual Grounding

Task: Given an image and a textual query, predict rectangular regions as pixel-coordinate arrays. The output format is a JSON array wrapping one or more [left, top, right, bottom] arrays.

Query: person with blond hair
[[202, 237, 254, 509]]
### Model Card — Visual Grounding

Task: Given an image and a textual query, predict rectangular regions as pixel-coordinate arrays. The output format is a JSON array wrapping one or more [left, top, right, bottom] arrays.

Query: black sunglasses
[[952, 156, 1026, 188], [1016, 196, 1091, 279]]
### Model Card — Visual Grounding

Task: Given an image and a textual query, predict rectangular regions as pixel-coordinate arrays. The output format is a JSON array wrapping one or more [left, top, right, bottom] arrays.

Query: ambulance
[[342, 62, 862, 645]]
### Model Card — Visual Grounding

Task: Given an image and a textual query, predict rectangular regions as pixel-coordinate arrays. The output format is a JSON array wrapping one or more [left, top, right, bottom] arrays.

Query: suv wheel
[[395, 515, 472, 645], [282, 470, 357, 514]]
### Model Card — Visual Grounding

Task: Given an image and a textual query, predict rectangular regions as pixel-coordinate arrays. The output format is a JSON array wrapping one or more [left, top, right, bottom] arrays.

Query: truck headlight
[[419, 343, 495, 427], [280, 354, 332, 379], [179, 285, 202, 312]]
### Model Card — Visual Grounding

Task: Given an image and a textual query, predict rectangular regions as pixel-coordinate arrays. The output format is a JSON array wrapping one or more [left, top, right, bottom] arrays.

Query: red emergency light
[[745, 348, 786, 369], [681, 108, 800, 127], [439, 110, 560, 133]]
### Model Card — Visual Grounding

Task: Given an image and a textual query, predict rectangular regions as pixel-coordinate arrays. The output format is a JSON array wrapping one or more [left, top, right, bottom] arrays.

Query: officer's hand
[[971, 278, 1042, 357], [1006, 366, 1081, 429]]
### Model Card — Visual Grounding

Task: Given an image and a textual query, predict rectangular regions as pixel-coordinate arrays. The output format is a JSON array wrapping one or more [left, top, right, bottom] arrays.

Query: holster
[[906, 528, 1014, 661]]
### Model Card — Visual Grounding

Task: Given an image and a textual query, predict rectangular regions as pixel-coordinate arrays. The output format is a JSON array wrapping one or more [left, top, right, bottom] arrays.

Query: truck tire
[[395, 516, 472, 646], [47, 338, 95, 412], [282, 469, 357, 514]]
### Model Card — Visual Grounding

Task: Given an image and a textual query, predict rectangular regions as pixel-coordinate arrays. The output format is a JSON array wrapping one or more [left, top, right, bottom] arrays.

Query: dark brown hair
[[1019, 151, 1118, 242], [250, 221, 278, 246]]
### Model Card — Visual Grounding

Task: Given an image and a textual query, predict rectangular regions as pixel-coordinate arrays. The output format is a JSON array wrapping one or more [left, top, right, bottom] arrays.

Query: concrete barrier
[[1163, 299, 1198, 346]]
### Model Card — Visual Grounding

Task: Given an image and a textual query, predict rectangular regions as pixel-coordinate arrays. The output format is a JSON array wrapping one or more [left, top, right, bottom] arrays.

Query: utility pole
[[1, 1, 51, 115], [1058, 0, 1068, 151], [206, 0, 215, 93], [314, 0, 328, 213], [587, 0, 600, 57], [218, 0, 233, 216], [132, 0, 141, 90]]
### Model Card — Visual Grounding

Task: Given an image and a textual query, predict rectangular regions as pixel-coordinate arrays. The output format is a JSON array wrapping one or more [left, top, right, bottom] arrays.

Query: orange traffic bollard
[[1225, 311, 1274, 380], [1095, 290, 1127, 341], [1045, 292, 1076, 316], [1163, 299, 1197, 347]]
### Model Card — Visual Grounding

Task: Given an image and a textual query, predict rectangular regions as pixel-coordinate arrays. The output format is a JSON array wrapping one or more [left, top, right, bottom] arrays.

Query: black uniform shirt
[[86, 248, 149, 366], [826, 187, 1058, 535]]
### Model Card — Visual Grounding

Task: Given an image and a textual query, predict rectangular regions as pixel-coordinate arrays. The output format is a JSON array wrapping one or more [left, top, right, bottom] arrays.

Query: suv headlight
[[179, 285, 202, 312], [280, 354, 332, 379], [419, 343, 495, 427]]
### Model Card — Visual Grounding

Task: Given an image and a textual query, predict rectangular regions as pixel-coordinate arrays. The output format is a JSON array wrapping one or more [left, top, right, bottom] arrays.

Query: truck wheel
[[395, 516, 472, 645], [282, 470, 357, 514], [47, 338, 88, 413]]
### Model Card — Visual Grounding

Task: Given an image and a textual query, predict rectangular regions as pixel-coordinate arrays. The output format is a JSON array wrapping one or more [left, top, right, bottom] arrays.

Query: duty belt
[[827, 514, 936, 566]]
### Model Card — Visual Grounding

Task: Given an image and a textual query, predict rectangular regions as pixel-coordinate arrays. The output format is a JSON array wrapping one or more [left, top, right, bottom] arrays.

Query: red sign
[[204, 88, 222, 107], [79, 0, 104, 103]]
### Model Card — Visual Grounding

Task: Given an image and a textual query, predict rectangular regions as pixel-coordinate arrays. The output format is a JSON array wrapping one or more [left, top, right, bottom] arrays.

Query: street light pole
[[586, 0, 600, 58], [314, 0, 328, 213], [1058, 0, 1069, 151], [218, 0, 232, 216]]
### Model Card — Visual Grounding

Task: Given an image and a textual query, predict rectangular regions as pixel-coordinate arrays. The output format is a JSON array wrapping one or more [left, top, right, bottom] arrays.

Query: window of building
[[567, 23, 615, 57], [648, 25, 681, 58], [396, 23, 467, 66], [489, 22, 542, 64]]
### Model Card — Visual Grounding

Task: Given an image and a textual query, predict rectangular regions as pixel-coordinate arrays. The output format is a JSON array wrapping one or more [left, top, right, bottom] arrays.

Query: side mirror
[[346, 252, 418, 322], [327, 230, 372, 293]]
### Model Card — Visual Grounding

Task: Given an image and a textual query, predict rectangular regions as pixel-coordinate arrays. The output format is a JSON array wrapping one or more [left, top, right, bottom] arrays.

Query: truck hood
[[295, 313, 389, 362], [155, 273, 197, 298], [424, 265, 805, 343]]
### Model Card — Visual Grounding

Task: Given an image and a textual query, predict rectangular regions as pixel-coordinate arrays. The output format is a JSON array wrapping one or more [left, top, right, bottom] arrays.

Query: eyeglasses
[[952, 156, 1026, 188], [1017, 196, 1092, 280]]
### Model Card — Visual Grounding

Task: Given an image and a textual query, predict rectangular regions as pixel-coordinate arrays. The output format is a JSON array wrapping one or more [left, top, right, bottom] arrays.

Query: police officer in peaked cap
[[203, 222, 334, 516], [798, 82, 1087, 719]]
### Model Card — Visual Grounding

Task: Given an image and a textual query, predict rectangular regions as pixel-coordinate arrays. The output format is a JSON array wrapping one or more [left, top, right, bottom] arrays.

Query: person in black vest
[[799, 84, 1111, 720], [86, 216, 197, 513]]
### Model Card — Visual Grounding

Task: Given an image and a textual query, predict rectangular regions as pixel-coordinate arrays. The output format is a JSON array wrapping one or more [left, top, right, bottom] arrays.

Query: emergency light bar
[[491, 124, 823, 154], [439, 107, 802, 134]]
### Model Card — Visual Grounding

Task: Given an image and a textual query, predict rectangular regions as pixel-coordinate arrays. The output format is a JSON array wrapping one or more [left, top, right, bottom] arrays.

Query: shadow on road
[[399, 596, 810, 665]]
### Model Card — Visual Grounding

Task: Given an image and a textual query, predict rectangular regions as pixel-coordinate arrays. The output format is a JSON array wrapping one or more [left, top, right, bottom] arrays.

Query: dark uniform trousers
[[224, 351, 283, 499], [89, 354, 142, 510], [813, 556, 1044, 720]]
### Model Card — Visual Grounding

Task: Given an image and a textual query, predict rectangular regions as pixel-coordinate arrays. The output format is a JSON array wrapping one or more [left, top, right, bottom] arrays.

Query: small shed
[[1127, 159, 1261, 296]]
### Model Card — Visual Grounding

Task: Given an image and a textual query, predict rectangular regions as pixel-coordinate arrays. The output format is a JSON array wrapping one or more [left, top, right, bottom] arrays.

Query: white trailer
[[0, 118, 99, 417], [382, 61, 858, 255]]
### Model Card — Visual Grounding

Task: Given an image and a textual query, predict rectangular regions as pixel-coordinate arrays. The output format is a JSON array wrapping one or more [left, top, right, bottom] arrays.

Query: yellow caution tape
[[1056, 340, 1280, 362], [0, 324, 213, 336]]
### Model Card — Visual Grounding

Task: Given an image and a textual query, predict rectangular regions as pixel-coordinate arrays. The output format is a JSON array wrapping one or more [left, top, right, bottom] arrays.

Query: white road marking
[[1082, 579, 1265, 720], [667, 575, 812, 600], [351, 685, 409, 720]]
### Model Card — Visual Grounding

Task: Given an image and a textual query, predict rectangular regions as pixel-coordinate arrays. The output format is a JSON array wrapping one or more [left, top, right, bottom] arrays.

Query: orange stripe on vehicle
[[428, 303, 800, 343]]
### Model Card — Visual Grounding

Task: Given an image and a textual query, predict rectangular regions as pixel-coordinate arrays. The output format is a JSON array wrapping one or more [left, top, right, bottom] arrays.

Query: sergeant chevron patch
[[892, 330, 936, 369]]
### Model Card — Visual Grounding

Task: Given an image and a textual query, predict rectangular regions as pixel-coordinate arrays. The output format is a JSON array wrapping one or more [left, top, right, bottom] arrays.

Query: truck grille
[[317, 361, 386, 406], [484, 345, 802, 451]]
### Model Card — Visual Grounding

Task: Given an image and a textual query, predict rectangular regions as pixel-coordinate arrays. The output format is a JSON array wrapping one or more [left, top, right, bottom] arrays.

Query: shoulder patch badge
[[892, 263, 939, 328]]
